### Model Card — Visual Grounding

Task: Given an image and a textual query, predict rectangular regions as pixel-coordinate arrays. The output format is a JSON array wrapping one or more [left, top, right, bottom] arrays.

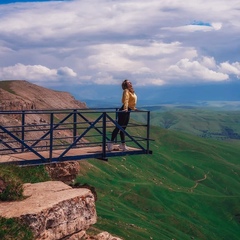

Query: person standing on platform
[[107, 79, 137, 151]]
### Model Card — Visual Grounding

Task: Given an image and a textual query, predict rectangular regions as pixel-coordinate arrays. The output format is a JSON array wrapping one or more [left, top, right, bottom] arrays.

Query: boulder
[[92, 231, 123, 240], [0, 181, 97, 240], [64, 230, 123, 240]]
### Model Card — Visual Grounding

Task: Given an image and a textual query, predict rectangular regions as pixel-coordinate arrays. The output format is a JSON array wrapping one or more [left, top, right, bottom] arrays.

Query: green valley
[[75, 125, 240, 239], [0, 117, 239, 239], [133, 105, 240, 141]]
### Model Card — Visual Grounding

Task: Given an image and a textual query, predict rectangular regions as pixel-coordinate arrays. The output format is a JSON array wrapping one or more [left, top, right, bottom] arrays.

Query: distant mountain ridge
[[0, 80, 86, 111]]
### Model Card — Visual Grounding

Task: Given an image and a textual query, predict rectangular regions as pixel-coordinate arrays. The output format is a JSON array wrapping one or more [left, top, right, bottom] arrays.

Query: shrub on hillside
[[0, 164, 50, 201], [0, 217, 33, 240], [0, 166, 24, 201]]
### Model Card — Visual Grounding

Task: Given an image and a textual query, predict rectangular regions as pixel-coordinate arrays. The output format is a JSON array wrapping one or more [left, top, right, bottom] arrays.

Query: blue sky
[[0, 0, 239, 104]]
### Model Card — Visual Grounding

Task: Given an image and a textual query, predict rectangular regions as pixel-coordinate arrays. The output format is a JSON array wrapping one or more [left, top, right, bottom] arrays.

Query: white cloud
[[211, 22, 222, 30], [167, 58, 229, 82], [200, 57, 217, 69], [220, 62, 240, 75], [94, 72, 114, 84], [0, 0, 239, 88], [0, 63, 77, 83]]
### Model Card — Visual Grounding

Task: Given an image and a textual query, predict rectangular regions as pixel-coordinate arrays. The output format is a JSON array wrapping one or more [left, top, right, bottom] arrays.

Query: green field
[[133, 105, 240, 141], [75, 126, 240, 240], [0, 125, 239, 239]]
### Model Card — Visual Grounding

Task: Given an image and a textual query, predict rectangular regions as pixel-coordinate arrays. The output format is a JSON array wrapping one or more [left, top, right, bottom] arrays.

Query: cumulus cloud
[[0, 0, 239, 88], [167, 59, 229, 82], [0, 63, 77, 83], [201, 56, 217, 69], [220, 62, 240, 76]]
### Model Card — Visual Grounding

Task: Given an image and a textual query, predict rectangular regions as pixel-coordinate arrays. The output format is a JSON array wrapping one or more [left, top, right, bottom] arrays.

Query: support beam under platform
[[0, 145, 152, 166]]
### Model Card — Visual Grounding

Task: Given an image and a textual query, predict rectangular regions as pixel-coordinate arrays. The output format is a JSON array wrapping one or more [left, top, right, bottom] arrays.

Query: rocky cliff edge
[[0, 181, 122, 240]]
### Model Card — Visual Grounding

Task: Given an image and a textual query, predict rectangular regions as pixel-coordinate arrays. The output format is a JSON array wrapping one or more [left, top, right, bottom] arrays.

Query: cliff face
[[0, 181, 122, 240], [0, 80, 86, 111], [0, 181, 96, 240], [0, 80, 88, 153]]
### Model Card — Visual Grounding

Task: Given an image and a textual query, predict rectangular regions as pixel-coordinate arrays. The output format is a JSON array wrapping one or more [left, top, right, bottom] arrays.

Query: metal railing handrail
[[0, 108, 152, 165]]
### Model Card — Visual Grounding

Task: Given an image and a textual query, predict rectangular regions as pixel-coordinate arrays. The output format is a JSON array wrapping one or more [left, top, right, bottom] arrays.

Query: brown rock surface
[[65, 230, 123, 240], [0, 80, 88, 152], [45, 161, 81, 184], [92, 231, 123, 240], [0, 80, 86, 110], [0, 181, 97, 240]]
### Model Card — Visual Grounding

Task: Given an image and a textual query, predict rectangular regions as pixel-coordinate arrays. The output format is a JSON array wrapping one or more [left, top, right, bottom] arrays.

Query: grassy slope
[[0, 165, 50, 239], [76, 126, 240, 240], [0, 80, 16, 94], [134, 107, 240, 140]]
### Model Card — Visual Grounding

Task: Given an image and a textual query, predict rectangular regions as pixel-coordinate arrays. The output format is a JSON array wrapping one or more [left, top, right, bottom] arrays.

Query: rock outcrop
[[0, 88, 36, 111], [0, 181, 97, 240], [0, 80, 86, 111], [0, 80, 87, 152], [86, 231, 123, 240], [45, 161, 81, 184]]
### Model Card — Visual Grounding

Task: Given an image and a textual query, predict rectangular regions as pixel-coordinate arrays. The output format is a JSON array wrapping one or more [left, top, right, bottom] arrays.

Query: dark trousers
[[111, 108, 130, 143]]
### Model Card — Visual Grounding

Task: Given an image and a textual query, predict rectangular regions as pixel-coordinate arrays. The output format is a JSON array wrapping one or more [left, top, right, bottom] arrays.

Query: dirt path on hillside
[[190, 172, 209, 192]]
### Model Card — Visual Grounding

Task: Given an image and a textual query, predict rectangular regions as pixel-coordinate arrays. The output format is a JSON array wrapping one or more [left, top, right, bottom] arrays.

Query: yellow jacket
[[122, 89, 137, 110]]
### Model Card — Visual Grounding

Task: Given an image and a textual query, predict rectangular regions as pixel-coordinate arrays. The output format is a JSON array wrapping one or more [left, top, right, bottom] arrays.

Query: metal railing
[[0, 108, 152, 165]]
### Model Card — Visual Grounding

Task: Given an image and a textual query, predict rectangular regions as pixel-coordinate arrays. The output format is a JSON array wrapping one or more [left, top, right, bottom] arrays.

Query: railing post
[[49, 112, 54, 161], [21, 111, 25, 152], [73, 109, 77, 146], [115, 107, 118, 143], [147, 111, 150, 154], [102, 112, 107, 159]]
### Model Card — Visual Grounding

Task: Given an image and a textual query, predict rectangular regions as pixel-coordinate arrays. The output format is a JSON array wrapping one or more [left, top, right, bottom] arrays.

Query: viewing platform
[[0, 108, 152, 166]]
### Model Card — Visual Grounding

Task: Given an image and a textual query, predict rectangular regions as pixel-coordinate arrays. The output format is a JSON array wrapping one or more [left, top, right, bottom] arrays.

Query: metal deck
[[0, 145, 147, 166]]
